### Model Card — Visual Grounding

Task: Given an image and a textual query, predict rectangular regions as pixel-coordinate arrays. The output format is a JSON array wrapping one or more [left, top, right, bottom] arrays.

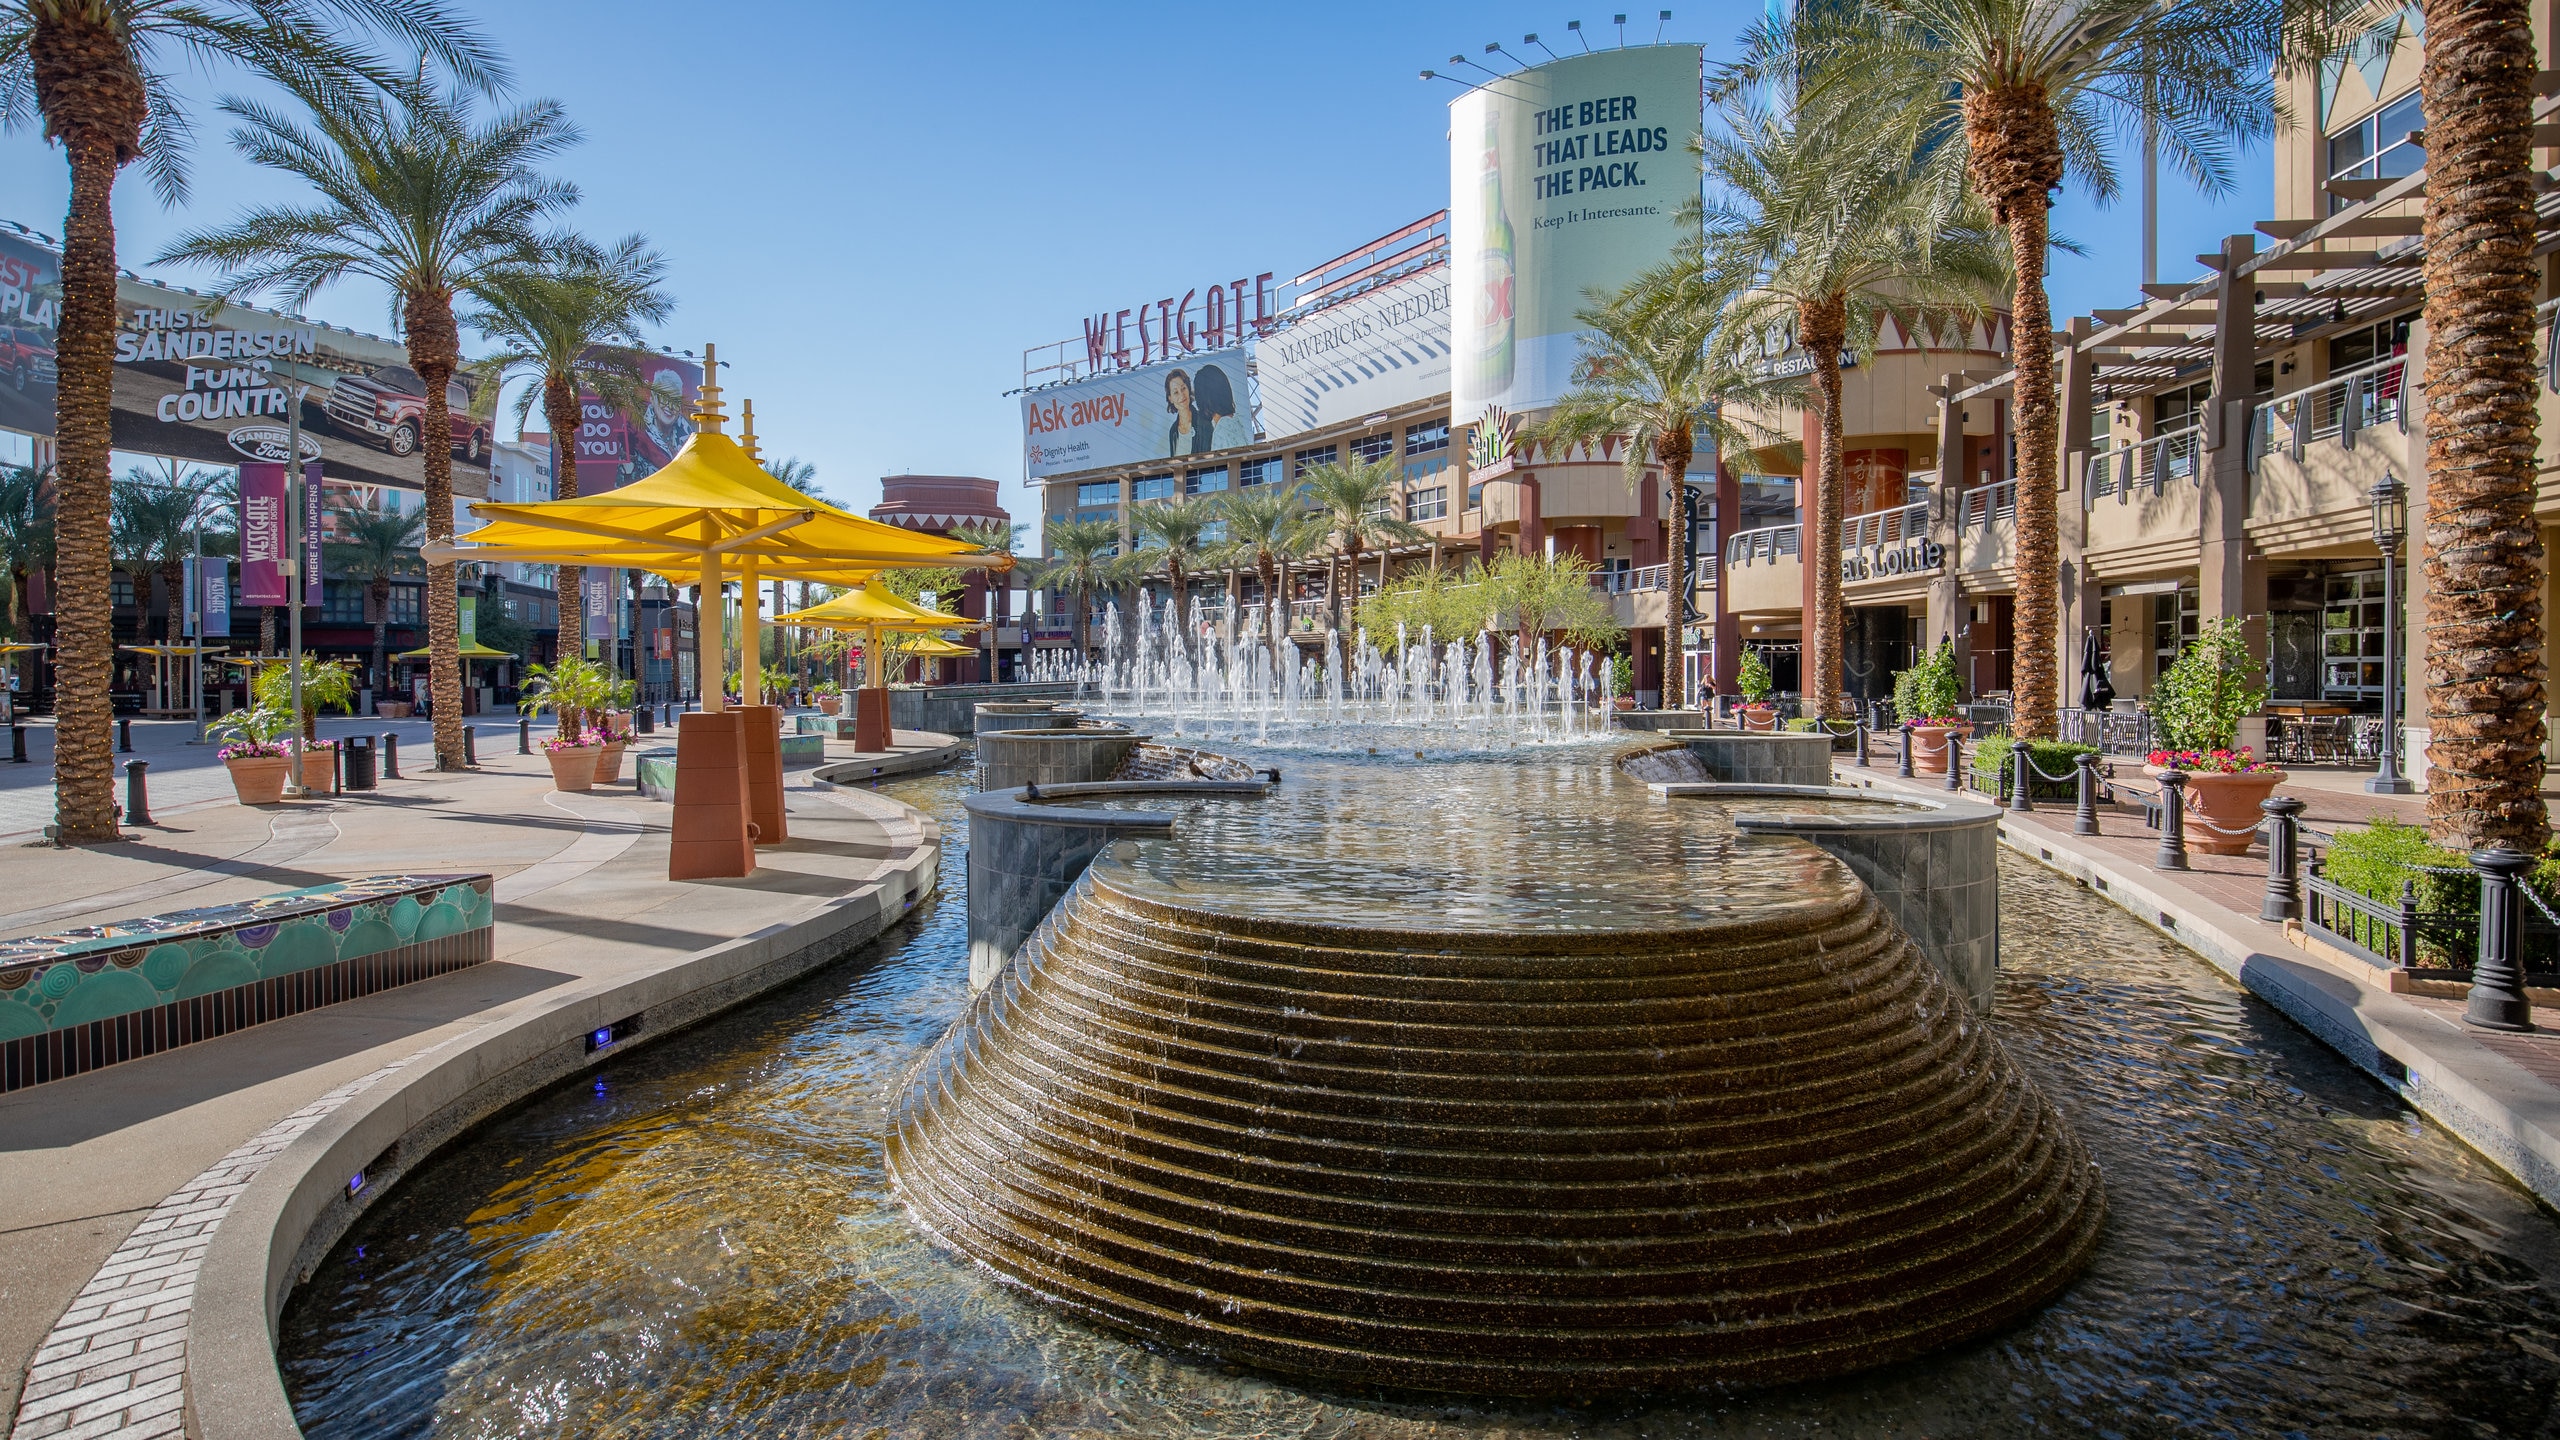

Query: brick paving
[[7, 1057, 413, 1440]]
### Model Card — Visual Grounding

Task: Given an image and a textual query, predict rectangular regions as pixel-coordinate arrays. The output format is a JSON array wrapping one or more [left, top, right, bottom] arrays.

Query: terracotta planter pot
[[818, 695, 843, 715], [224, 753, 293, 805], [2158, 767, 2287, 855], [1909, 724, 1972, 775], [1612, 696, 1636, 712], [594, 739, 629, 785], [376, 700, 411, 719], [546, 743, 602, 792], [1740, 703, 1778, 731], [297, 746, 338, 795]]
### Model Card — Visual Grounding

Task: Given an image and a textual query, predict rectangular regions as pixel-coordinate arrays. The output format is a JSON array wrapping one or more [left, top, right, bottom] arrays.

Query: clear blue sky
[[0, 1, 2272, 537]]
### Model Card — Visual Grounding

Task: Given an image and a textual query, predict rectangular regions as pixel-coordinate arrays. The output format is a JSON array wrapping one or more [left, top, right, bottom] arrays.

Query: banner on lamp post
[[236, 460, 322, 606], [581, 568, 617, 653], [201, 557, 231, 641]]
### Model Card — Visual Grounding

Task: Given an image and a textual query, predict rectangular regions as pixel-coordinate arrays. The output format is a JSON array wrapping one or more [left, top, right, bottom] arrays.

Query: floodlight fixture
[[1568, 19, 1591, 50], [1526, 32, 1561, 61]]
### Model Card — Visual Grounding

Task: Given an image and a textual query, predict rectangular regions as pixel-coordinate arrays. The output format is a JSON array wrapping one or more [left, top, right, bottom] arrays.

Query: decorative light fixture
[[2366, 470, 2413, 794]]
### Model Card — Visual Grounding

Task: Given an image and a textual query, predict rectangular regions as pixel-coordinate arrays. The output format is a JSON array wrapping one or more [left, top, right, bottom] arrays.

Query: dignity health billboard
[[1449, 46, 1703, 418], [1021, 347, 1256, 479]]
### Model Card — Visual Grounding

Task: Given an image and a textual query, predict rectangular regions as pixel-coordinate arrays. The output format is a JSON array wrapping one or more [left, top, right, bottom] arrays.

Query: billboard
[[1022, 347, 1256, 479], [571, 352, 700, 491], [1257, 268, 1451, 438], [0, 224, 495, 498], [1448, 46, 1704, 417]]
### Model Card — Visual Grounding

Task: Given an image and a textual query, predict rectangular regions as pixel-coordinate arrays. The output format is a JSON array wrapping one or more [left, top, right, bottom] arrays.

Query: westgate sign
[[1841, 538, 1943, 582]]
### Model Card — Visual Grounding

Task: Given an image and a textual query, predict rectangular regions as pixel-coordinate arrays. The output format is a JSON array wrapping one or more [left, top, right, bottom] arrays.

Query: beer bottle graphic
[[1471, 101, 1516, 397]]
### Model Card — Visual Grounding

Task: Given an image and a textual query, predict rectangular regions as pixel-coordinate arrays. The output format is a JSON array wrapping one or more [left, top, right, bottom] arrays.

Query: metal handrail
[[1958, 481, 2016, 533], [2086, 422, 2206, 503], [1598, 563, 1672, 595], [1844, 500, 1929, 552], [2251, 354, 2409, 468], [1725, 524, 1801, 567]]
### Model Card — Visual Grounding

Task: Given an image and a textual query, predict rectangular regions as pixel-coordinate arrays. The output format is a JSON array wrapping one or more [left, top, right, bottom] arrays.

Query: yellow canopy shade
[[773, 582, 986, 632], [396, 640, 513, 660], [0, 643, 47, 655], [119, 644, 227, 657], [887, 635, 979, 658]]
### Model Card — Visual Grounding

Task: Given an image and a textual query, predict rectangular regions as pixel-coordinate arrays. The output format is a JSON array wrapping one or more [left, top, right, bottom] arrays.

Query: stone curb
[[166, 790, 944, 1440], [1840, 765, 2560, 1212], [809, 731, 966, 788]]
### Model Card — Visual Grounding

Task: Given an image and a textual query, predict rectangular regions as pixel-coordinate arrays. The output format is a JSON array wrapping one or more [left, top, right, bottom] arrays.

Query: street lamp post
[[2366, 471, 2415, 795], [281, 401, 310, 798]]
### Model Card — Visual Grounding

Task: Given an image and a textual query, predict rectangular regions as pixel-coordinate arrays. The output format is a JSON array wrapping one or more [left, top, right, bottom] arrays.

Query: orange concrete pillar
[[739, 703, 787, 846], [855, 685, 891, 753], [668, 710, 753, 880]]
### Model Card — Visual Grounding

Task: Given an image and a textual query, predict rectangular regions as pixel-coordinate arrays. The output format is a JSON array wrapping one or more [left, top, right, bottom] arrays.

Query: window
[[1184, 464, 1229, 495], [1199, 519, 1228, 544], [1238, 457, 1282, 487], [1351, 433, 1395, 464], [321, 580, 367, 626], [2152, 584, 2199, 671], [1076, 480, 1119, 508], [1467, 481, 1485, 509], [1403, 455, 1450, 483], [2323, 569, 2394, 698], [1073, 508, 1117, 526], [1292, 444, 1336, 478], [2329, 312, 2414, 372], [1131, 473, 1176, 502], [387, 583, 422, 627], [2327, 89, 2424, 209], [110, 573, 134, 609], [1407, 486, 1448, 521], [1406, 418, 1450, 455], [2153, 380, 2209, 431]]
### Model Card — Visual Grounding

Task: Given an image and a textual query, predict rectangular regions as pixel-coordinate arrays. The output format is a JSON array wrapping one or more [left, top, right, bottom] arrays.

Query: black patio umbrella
[[2079, 628, 2116, 710]]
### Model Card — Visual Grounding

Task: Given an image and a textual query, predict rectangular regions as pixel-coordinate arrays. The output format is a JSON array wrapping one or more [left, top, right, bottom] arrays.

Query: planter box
[[594, 740, 629, 786], [375, 700, 412, 720], [2158, 767, 2286, 855], [297, 746, 339, 795], [224, 754, 292, 806], [546, 744, 602, 792]]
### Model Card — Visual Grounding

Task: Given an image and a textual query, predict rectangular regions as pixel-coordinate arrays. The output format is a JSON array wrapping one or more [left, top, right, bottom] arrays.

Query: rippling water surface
[[281, 754, 2560, 1438]]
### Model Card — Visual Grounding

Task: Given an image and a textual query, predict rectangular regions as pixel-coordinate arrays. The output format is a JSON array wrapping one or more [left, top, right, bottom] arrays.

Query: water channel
[[280, 753, 2560, 1437]]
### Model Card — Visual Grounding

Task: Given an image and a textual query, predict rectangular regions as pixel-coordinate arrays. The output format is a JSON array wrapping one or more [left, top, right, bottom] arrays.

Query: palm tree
[[1035, 518, 1119, 659], [2414, 1, 2547, 852], [1737, 0, 2290, 739], [1216, 483, 1321, 643], [1700, 98, 2005, 718], [324, 498, 424, 692], [160, 76, 580, 771], [0, 462, 55, 643], [1130, 495, 1223, 663], [464, 233, 673, 655], [1298, 456, 1429, 636], [949, 519, 1015, 681], [108, 464, 211, 645], [0, 2, 500, 842], [1541, 256, 1794, 711]]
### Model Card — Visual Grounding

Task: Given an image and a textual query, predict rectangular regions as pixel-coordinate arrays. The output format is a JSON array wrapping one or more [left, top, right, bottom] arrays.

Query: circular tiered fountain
[[890, 738, 2105, 1396]]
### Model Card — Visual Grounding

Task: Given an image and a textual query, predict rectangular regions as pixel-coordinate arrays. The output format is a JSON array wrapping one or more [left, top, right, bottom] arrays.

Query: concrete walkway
[[1837, 756, 2560, 1214], [0, 725, 958, 1438]]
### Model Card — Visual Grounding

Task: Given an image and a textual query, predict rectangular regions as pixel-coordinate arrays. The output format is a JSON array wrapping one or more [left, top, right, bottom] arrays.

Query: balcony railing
[[1726, 524, 1801, 567], [1596, 562, 1673, 595], [2086, 422, 2205, 503], [1957, 483, 2015, 533], [1845, 500, 1930, 551], [2250, 354, 2408, 469]]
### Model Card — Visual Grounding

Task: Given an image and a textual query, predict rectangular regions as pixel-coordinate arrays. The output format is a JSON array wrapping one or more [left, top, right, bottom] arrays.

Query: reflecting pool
[[280, 757, 2560, 1438]]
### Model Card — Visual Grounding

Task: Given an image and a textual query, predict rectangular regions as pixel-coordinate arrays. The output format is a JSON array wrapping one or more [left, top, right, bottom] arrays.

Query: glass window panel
[[2325, 632, 2356, 657]]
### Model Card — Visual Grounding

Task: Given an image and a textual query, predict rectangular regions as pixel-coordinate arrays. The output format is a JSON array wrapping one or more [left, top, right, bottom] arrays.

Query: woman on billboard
[[1164, 364, 1237, 457]]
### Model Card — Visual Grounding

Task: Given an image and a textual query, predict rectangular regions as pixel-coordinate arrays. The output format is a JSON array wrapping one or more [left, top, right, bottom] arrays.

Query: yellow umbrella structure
[[426, 349, 1006, 711], [119, 643, 227, 714], [772, 582, 981, 749], [396, 640, 514, 660]]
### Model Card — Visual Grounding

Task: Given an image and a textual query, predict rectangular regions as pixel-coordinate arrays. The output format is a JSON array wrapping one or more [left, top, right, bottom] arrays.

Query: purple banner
[[237, 461, 323, 607]]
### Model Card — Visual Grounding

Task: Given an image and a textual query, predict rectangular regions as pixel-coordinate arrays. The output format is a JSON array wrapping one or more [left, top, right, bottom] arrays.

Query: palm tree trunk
[[371, 574, 391, 694], [1073, 580, 1090, 660], [545, 374, 583, 657], [2421, 0, 2549, 851], [1658, 437, 1692, 712], [161, 560, 185, 646], [34, 14, 143, 843], [406, 288, 468, 768], [1965, 86, 2065, 742], [1804, 296, 1850, 720]]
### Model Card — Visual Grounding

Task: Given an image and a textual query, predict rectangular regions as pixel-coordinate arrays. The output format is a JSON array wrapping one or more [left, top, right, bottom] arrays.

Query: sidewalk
[[0, 721, 956, 1437], [1838, 755, 2560, 1212]]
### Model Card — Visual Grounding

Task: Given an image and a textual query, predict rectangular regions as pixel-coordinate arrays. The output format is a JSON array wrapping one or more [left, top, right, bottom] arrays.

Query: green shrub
[[1737, 649, 1775, 703], [1971, 737, 2099, 800], [2149, 615, 2268, 752], [1891, 643, 1962, 722]]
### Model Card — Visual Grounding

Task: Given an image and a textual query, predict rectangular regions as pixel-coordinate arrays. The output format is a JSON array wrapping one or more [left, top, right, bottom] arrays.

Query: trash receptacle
[[343, 734, 378, 791]]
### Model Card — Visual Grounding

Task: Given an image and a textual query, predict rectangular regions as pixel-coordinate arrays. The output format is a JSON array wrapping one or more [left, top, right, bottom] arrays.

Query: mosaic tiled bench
[[0, 874, 494, 1091]]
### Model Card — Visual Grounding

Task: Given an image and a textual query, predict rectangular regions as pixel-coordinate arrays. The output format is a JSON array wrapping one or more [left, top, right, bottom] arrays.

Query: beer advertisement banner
[[1020, 346, 1256, 479], [1447, 46, 1704, 418], [1256, 269, 1452, 439], [0, 223, 494, 498]]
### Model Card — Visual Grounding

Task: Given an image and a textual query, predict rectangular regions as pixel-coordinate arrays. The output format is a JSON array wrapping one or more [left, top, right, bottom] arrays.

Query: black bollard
[[1944, 733, 1963, 792], [9, 724, 23, 764], [381, 732, 400, 780], [2259, 795, 2306, 922], [464, 725, 477, 767], [2074, 752, 2101, 836], [1856, 720, 1871, 767], [518, 717, 532, 755], [117, 717, 132, 753], [2153, 770, 2190, 871], [2008, 747, 2034, 813], [2465, 847, 2537, 1032], [122, 758, 149, 826], [1897, 725, 1913, 779]]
